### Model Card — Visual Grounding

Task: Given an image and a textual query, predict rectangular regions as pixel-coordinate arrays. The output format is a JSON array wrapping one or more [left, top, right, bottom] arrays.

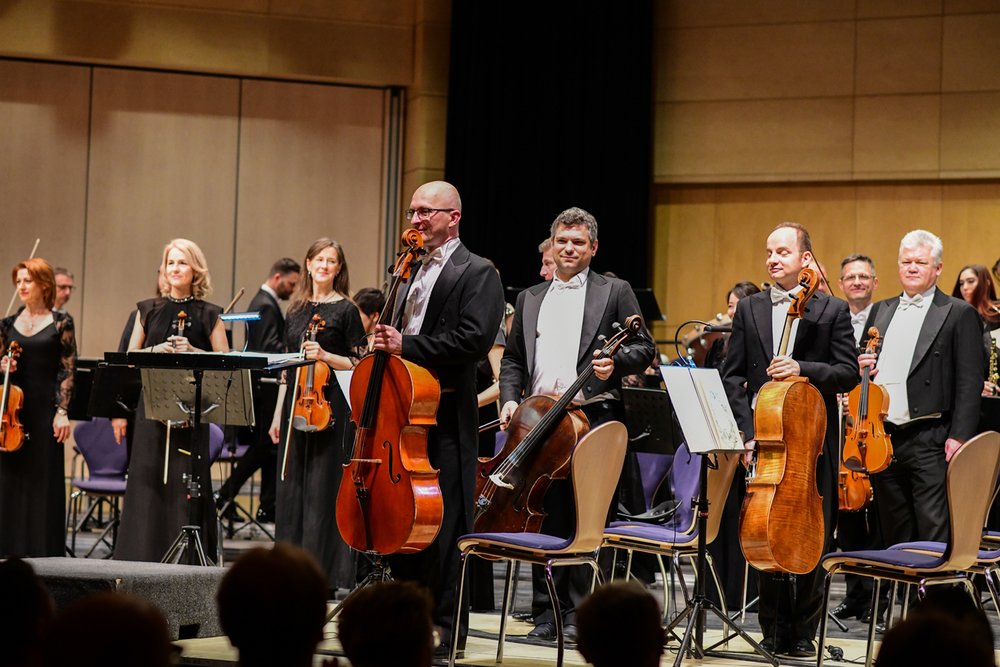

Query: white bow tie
[[770, 286, 799, 305], [551, 277, 584, 292], [851, 312, 867, 326], [899, 293, 924, 310]]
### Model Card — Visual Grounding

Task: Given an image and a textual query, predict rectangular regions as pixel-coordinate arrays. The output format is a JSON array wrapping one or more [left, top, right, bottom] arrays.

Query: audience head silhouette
[[337, 581, 435, 667], [47, 592, 173, 667], [0, 558, 54, 667], [217, 544, 328, 667], [875, 587, 995, 667], [576, 581, 665, 667]]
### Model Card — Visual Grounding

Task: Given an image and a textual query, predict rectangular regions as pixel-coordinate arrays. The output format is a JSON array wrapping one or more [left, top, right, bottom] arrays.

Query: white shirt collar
[[261, 283, 279, 301], [550, 267, 589, 291]]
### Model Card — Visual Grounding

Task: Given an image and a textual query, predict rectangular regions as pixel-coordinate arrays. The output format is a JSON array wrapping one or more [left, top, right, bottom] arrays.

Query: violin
[[291, 315, 333, 433], [739, 268, 827, 575], [335, 229, 443, 555], [0, 342, 25, 453], [838, 462, 873, 512], [173, 310, 187, 351], [843, 327, 892, 474], [473, 315, 644, 533]]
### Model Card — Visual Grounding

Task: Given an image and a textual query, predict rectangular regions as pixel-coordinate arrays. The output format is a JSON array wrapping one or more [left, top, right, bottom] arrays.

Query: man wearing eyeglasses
[[373, 181, 504, 657], [54, 267, 74, 313]]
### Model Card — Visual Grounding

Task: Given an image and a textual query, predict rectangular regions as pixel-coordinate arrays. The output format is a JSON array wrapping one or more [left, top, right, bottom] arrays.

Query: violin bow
[[4, 239, 40, 318]]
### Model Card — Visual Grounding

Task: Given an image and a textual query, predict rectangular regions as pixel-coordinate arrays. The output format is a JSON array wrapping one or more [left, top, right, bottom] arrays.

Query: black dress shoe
[[831, 600, 864, 620], [255, 508, 274, 523], [759, 636, 787, 655], [563, 624, 578, 643], [433, 643, 463, 659], [527, 622, 558, 640], [788, 638, 816, 658]]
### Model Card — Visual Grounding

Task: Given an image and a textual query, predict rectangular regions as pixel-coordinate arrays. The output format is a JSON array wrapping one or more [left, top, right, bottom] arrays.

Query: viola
[[739, 267, 827, 575], [473, 315, 644, 534], [335, 229, 443, 554], [0, 342, 24, 453], [838, 462, 873, 512], [843, 327, 892, 474], [291, 314, 333, 433]]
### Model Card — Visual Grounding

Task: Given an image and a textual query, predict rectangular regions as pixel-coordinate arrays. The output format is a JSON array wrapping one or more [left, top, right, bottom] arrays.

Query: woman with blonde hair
[[0, 258, 76, 556], [113, 238, 229, 562], [268, 238, 366, 591]]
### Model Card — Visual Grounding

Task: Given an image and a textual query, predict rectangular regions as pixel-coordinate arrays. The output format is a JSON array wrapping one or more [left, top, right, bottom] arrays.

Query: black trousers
[[835, 493, 888, 611], [756, 442, 838, 642], [872, 419, 950, 547], [216, 382, 278, 516]]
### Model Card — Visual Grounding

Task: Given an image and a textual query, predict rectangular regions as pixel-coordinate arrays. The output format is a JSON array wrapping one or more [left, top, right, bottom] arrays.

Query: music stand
[[632, 288, 665, 324], [660, 366, 778, 667], [67, 358, 100, 421], [108, 351, 309, 566], [87, 363, 143, 420], [621, 387, 680, 455]]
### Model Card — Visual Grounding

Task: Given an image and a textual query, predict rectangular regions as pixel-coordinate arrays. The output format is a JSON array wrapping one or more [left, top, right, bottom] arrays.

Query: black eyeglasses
[[405, 208, 455, 221]]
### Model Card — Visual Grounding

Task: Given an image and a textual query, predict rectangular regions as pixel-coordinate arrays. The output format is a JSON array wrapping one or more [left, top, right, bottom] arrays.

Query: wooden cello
[[0, 342, 24, 452], [739, 268, 827, 574], [335, 230, 443, 555], [473, 315, 644, 533]]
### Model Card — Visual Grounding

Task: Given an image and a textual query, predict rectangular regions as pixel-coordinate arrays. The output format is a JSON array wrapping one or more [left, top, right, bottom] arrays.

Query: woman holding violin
[[0, 259, 75, 557], [113, 239, 229, 562], [268, 238, 365, 590]]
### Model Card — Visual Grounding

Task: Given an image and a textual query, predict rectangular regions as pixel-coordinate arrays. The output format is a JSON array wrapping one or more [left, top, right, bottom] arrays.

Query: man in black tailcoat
[[374, 181, 504, 655], [722, 222, 858, 658], [498, 206, 655, 642]]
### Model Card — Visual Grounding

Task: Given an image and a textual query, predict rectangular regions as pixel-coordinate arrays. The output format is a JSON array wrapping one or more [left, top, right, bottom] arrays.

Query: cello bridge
[[489, 472, 514, 490]]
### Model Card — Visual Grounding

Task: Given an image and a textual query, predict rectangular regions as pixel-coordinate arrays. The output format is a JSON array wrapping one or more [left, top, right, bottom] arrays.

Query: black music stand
[[107, 352, 309, 566], [660, 366, 778, 667], [621, 387, 681, 455], [86, 363, 142, 420]]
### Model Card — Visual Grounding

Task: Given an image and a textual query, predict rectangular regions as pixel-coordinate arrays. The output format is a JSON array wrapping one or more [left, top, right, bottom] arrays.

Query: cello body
[[474, 395, 589, 534], [740, 376, 827, 575], [336, 352, 442, 554]]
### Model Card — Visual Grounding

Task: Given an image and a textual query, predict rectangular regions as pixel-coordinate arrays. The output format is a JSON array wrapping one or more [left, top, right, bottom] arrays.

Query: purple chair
[[448, 422, 629, 667], [66, 418, 129, 558], [816, 431, 1000, 667]]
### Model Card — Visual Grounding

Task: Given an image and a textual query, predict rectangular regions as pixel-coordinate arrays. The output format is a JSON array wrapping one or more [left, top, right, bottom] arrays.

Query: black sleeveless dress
[[276, 299, 365, 589], [115, 298, 222, 562], [0, 309, 75, 557]]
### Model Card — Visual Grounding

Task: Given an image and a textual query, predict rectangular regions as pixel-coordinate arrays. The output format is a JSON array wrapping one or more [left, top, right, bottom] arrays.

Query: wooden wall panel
[[234, 79, 386, 342], [0, 60, 90, 338], [82, 68, 240, 357]]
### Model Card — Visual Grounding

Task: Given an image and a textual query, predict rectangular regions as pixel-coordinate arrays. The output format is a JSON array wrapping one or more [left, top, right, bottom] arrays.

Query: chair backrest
[[209, 424, 225, 464], [945, 431, 1000, 570], [566, 421, 629, 553], [635, 452, 673, 510], [667, 442, 701, 533], [703, 451, 740, 545], [72, 418, 128, 480]]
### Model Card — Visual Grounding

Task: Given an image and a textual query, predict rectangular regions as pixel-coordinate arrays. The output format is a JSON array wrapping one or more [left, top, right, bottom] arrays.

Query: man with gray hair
[[859, 230, 983, 547]]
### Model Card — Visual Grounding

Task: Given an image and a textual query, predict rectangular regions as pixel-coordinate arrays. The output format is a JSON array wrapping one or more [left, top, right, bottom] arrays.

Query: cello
[[843, 327, 892, 474], [739, 268, 827, 575], [0, 342, 24, 452], [473, 315, 643, 534], [335, 229, 443, 555]]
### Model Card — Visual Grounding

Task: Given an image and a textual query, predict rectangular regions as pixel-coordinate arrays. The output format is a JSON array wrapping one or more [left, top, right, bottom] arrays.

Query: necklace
[[311, 292, 341, 304], [167, 294, 194, 303], [22, 309, 49, 331]]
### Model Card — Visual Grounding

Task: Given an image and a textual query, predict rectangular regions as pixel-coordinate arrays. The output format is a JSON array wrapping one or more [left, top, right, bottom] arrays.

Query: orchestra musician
[[722, 223, 858, 657], [498, 207, 655, 642], [859, 231, 984, 550], [112, 239, 229, 562], [267, 239, 365, 592], [216, 257, 300, 525], [0, 259, 75, 557], [372, 181, 504, 656], [951, 264, 1000, 332]]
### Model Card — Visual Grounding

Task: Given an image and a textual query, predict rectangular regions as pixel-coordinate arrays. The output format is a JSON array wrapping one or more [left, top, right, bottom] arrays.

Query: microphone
[[703, 325, 732, 333]]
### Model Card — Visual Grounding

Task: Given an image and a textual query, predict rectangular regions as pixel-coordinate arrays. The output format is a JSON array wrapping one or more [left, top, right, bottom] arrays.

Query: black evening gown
[[0, 310, 75, 557], [276, 299, 365, 590], [115, 298, 222, 562]]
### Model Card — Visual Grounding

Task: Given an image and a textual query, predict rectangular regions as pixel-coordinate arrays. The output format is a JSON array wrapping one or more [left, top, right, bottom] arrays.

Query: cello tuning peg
[[621, 345, 630, 354], [598, 334, 607, 342], [612, 321, 622, 330]]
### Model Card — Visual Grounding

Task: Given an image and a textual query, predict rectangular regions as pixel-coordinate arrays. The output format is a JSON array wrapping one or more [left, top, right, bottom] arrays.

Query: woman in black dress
[[268, 238, 365, 591], [0, 258, 75, 557], [112, 239, 229, 562]]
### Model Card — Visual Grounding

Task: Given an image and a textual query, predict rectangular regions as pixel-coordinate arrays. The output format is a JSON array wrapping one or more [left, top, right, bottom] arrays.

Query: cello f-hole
[[381, 440, 401, 483]]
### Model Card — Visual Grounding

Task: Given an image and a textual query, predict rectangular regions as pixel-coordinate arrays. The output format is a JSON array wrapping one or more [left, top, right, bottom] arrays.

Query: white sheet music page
[[660, 367, 743, 454]]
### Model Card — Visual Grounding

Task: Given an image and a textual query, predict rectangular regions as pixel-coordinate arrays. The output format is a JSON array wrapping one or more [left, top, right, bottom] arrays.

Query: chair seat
[[605, 522, 698, 547], [889, 541, 1000, 561], [457, 532, 574, 553], [72, 477, 127, 494], [823, 548, 948, 571]]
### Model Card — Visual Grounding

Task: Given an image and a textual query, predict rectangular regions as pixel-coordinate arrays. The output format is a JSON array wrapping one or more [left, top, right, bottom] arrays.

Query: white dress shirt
[[851, 303, 873, 345], [876, 286, 940, 425], [402, 237, 460, 335], [530, 268, 588, 401], [770, 284, 802, 358]]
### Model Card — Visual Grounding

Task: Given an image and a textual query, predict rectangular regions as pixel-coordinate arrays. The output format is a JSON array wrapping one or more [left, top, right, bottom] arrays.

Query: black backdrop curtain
[[444, 1, 655, 293]]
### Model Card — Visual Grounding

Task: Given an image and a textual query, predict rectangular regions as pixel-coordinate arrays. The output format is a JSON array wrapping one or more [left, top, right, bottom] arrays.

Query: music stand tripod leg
[[325, 553, 393, 623]]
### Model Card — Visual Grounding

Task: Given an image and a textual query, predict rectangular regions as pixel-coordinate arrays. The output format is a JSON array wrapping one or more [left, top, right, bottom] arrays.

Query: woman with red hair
[[0, 258, 76, 556], [952, 264, 1000, 331]]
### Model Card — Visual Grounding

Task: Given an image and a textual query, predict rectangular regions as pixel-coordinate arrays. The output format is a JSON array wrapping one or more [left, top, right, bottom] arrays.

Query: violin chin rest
[[292, 416, 319, 433], [843, 456, 865, 473]]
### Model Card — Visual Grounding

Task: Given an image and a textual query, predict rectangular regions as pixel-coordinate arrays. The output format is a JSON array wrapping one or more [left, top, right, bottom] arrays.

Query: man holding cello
[[372, 181, 504, 657], [722, 222, 858, 658]]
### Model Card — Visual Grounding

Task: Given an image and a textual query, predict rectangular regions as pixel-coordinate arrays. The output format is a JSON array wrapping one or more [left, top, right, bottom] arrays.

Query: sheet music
[[334, 370, 353, 410], [660, 366, 743, 454]]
